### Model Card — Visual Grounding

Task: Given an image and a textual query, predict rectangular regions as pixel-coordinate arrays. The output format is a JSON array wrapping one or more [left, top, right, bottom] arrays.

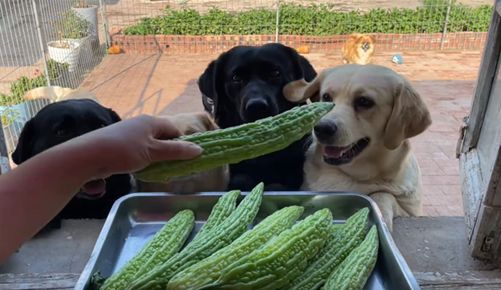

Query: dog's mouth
[[322, 137, 370, 165], [77, 179, 107, 200]]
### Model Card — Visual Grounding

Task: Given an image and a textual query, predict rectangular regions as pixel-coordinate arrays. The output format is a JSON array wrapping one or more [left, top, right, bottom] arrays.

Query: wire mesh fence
[[106, 0, 492, 54], [0, 0, 108, 170]]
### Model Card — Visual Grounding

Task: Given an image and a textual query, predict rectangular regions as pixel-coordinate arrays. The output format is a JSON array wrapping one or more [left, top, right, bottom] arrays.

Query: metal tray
[[75, 192, 421, 290]]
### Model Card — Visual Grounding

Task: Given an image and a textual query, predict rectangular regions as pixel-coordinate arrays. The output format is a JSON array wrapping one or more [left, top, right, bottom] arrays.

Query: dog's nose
[[244, 99, 271, 121], [314, 120, 337, 141]]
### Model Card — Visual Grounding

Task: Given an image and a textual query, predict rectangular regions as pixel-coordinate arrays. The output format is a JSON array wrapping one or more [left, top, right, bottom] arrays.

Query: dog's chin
[[76, 179, 107, 200], [320, 137, 370, 166]]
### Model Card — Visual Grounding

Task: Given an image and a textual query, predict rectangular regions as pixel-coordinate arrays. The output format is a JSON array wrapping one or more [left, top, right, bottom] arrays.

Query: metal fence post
[[32, 0, 51, 87], [275, 0, 280, 43], [99, 0, 111, 48], [32, 0, 51, 86], [0, 127, 9, 174], [440, 0, 453, 50]]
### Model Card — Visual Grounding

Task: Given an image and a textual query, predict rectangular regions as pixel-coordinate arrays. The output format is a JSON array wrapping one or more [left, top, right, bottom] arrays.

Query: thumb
[[150, 140, 203, 162]]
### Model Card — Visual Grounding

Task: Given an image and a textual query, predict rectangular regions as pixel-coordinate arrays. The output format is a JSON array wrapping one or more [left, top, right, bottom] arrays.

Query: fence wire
[[105, 0, 492, 54], [0, 0, 107, 170]]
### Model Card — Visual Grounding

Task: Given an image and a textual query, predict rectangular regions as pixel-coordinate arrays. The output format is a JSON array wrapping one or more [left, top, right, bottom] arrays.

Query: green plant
[[57, 10, 90, 39], [10, 76, 47, 102], [0, 101, 22, 126], [122, 3, 492, 36], [47, 59, 69, 81], [134, 102, 334, 183], [0, 60, 68, 107]]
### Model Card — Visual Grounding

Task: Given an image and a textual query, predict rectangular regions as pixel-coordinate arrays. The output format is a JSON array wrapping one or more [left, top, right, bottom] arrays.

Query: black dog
[[198, 43, 317, 191], [11, 99, 132, 231]]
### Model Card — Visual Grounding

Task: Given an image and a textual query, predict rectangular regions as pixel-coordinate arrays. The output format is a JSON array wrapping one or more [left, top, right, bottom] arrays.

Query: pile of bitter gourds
[[97, 183, 379, 290]]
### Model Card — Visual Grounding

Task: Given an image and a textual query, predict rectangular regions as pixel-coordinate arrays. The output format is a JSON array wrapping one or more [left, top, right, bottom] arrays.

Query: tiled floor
[[80, 50, 483, 216]]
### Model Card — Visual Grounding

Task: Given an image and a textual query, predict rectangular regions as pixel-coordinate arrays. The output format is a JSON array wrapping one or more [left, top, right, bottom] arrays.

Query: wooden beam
[[3, 271, 501, 290], [0, 273, 79, 289], [416, 270, 501, 290], [462, 1, 501, 152], [459, 149, 485, 240]]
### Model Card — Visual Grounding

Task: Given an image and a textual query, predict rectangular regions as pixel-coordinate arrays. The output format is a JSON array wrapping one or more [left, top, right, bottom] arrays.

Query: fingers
[[150, 140, 203, 162], [149, 116, 182, 140]]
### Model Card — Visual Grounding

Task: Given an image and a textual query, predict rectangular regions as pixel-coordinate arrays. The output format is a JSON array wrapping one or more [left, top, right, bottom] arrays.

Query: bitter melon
[[128, 182, 264, 290], [99, 210, 194, 290], [167, 205, 305, 290], [287, 207, 370, 290], [190, 189, 240, 244], [212, 208, 333, 290], [322, 225, 379, 290], [135, 102, 334, 182]]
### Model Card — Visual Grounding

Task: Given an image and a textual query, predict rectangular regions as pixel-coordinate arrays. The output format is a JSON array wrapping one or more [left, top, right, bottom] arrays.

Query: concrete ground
[[80, 49, 482, 217]]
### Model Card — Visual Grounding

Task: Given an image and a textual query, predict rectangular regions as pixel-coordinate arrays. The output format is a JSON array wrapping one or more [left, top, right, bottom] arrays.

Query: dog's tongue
[[82, 179, 106, 196], [324, 145, 351, 158]]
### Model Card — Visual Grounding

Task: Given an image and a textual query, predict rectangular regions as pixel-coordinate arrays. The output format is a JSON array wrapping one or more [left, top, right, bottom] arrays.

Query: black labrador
[[198, 43, 317, 191], [11, 99, 132, 231]]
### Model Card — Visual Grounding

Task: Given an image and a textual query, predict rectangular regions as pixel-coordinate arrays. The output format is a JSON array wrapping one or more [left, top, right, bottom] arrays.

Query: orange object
[[296, 45, 310, 54], [108, 45, 122, 54]]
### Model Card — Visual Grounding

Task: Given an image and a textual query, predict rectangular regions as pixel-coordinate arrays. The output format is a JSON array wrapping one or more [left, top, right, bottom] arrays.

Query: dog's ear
[[107, 108, 122, 123], [198, 52, 233, 126], [11, 119, 35, 164], [283, 68, 333, 103], [384, 77, 432, 150], [368, 35, 376, 43], [297, 53, 317, 82], [349, 33, 361, 41], [280, 44, 317, 82], [198, 60, 217, 115]]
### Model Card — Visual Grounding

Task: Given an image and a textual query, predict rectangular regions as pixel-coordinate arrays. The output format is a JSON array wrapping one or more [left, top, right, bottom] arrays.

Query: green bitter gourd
[[135, 102, 334, 182]]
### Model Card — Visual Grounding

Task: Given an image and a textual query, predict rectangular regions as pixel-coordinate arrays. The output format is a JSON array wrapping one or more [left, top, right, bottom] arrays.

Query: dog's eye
[[354, 96, 375, 110], [55, 128, 67, 136], [232, 74, 242, 82], [322, 93, 332, 102], [269, 69, 280, 78]]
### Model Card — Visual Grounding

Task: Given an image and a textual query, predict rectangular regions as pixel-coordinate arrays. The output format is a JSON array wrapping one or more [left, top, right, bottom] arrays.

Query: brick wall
[[110, 32, 487, 54]]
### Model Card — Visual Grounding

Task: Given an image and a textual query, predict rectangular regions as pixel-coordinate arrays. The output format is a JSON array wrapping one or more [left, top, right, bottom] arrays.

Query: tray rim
[[75, 191, 421, 290]]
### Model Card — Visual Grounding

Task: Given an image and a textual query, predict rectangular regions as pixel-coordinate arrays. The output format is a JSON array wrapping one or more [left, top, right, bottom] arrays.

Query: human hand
[[64, 114, 203, 178]]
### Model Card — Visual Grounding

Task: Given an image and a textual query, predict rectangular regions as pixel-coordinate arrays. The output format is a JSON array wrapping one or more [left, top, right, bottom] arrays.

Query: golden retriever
[[22, 86, 98, 102], [283, 64, 431, 230], [342, 33, 375, 65], [137, 112, 229, 193]]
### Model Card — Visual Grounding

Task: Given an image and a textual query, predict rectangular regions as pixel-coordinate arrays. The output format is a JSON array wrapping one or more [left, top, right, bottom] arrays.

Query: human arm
[[0, 115, 202, 262]]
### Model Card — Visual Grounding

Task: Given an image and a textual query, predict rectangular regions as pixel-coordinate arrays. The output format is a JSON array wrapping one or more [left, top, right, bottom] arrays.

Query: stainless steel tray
[[75, 192, 421, 290]]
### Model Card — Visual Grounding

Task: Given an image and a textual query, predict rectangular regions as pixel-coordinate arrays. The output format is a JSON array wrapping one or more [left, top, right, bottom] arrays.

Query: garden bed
[[110, 31, 487, 54]]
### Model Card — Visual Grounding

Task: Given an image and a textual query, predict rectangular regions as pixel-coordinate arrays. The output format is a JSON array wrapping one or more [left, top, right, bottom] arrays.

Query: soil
[[50, 40, 71, 49]]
